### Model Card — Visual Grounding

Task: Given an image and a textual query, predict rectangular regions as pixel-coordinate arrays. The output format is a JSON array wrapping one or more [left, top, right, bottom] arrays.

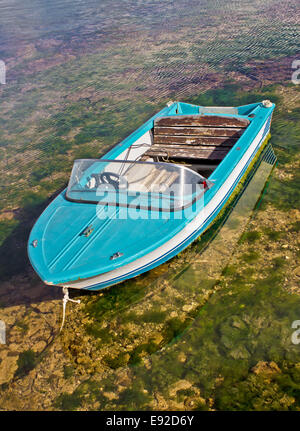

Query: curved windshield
[[66, 159, 212, 211]]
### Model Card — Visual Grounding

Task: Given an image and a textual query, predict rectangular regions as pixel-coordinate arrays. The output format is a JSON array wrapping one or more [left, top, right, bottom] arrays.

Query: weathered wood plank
[[150, 144, 233, 152], [155, 126, 244, 137], [155, 115, 250, 128], [153, 135, 237, 146], [151, 143, 230, 152], [144, 146, 230, 160]]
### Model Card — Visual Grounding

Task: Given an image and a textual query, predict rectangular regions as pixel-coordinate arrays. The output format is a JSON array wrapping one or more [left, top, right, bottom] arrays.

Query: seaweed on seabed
[[15, 349, 37, 378], [239, 231, 261, 244], [53, 390, 83, 411], [84, 279, 149, 322]]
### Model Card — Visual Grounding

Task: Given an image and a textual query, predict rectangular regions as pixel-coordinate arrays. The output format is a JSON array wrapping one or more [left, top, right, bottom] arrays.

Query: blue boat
[[28, 100, 275, 291]]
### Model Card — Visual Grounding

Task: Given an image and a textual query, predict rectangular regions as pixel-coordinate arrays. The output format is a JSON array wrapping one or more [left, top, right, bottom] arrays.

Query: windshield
[[66, 159, 212, 211]]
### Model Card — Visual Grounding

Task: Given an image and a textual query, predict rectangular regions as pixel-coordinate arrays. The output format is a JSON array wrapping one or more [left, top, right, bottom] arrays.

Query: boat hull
[[60, 114, 272, 291]]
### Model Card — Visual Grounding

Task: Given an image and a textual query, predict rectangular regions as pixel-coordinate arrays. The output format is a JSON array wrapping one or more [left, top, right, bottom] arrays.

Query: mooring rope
[[59, 287, 81, 332]]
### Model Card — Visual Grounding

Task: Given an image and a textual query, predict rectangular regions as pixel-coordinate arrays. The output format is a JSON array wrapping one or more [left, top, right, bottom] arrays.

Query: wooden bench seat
[[154, 115, 250, 128], [153, 135, 237, 147], [144, 145, 229, 161], [142, 114, 248, 163], [155, 126, 244, 138]]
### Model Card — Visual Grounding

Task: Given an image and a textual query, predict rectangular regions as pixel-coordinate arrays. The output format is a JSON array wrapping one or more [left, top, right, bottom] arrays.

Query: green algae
[[84, 280, 149, 322], [129, 340, 160, 365], [63, 365, 75, 380], [264, 173, 300, 212], [140, 310, 167, 324], [103, 353, 129, 370], [15, 350, 37, 378], [239, 231, 262, 244], [53, 391, 83, 411], [15, 320, 29, 334], [241, 251, 260, 263], [263, 228, 283, 241], [0, 220, 18, 248]]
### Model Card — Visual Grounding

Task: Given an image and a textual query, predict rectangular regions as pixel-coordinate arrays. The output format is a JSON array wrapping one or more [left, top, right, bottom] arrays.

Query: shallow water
[[73, 144, 279, 410], [0, 0, 299, 411], [0, 0, 298, 207], [106, 144, 278, 328]]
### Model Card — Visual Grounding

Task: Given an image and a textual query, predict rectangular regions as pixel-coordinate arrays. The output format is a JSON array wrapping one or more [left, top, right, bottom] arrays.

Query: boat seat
[[122, 164, 179, 193], [154, 115, 250, 128], [142, 114, 249, 162], [143, 145, 229, 161]]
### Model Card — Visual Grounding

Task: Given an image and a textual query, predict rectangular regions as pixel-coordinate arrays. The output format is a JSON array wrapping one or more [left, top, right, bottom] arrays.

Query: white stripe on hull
[[61, 118, 269, 289]]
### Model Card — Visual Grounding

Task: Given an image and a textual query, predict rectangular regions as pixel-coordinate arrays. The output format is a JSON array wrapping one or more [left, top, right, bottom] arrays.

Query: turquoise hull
[[27, 101, 275, 290]]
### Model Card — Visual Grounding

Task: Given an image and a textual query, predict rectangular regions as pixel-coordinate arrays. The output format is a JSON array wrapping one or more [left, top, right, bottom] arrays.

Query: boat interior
[[140, 112, 250, 178], [66, 107, 254, 205]]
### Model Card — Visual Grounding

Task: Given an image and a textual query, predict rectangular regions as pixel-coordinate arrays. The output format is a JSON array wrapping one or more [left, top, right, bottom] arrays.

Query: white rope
[[59, 287, 81, 332]]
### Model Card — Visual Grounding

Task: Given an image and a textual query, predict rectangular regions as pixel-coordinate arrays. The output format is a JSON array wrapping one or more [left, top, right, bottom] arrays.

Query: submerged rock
[[252, 361, 281, 376], [169, 379, 192, 397], [0, 353, 19, 385], [178, 352, 187, 363]]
